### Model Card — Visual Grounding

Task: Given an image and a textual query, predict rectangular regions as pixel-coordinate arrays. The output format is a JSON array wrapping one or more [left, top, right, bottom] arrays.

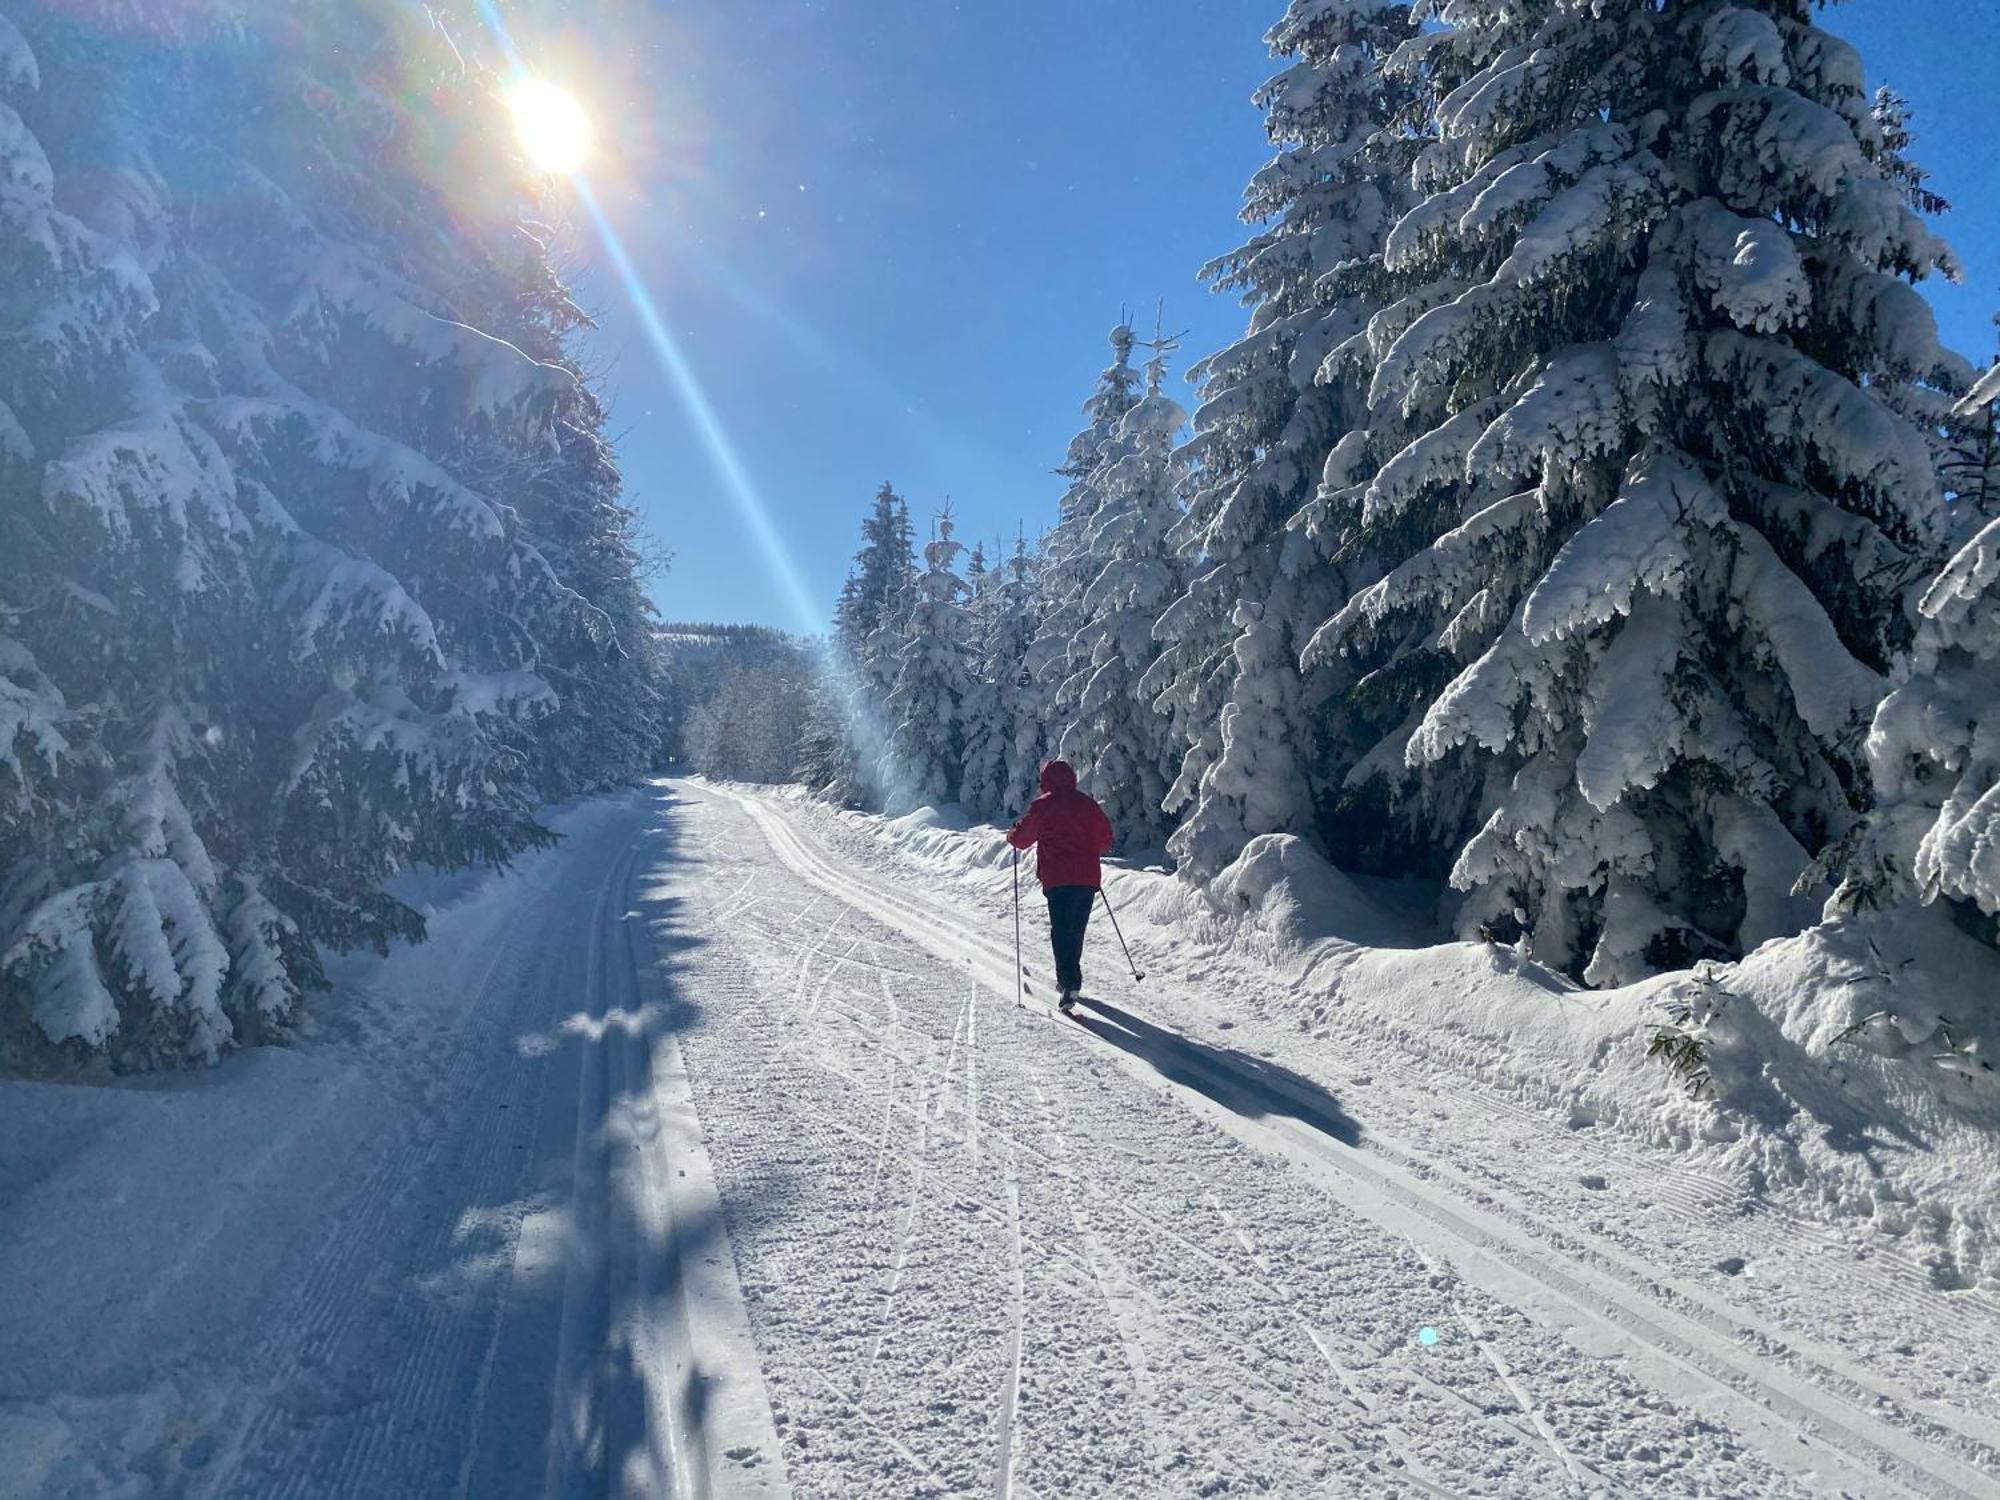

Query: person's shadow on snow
[[1068, 997, 1363, 1148]]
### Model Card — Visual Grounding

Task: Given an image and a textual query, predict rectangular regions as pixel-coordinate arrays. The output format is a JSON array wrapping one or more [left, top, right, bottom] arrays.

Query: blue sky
[[529, 1, 2000, 634]]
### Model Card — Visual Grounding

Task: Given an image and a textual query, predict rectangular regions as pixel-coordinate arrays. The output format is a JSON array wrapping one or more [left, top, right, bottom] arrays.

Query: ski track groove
[[788, 1357, 959, 1492], [831, 797, 1991, 1465], [1057, 1181, 1493, 1474], [784, 906, 847, 1039], [1311, 1025, 2000, 1464], [538, 834, 637, 1491], [853, 968, 969, 1409], [1145, 890, 2000, 1447], [993, 1145, 1026, 1500], [856, 1135, 925, 1407], [712, 867, 765, 924], [266, 860, 592, 1494], [202, 815, 636, 1498], [708, 780, 2000, 1500], [1205, 1191, 1456, 1496], [869, 965, 900, 1208], [1027, 1073, 1176, 1484], [1449, 1295, 1596, 1493], [708, 792, 1599, 1493], [671, 797, 1523, 1490], [202, 797, 800, 1500], [966, 976, 981, 1172]]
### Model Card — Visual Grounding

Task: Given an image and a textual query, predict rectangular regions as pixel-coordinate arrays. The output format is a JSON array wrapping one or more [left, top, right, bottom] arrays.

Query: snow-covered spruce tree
[[0, 2, 655, 1070], [684, 646, 821, 786], [446, 244, 667, 799], [821, 482, 916, 808], [958, 537, 1005, 820], [1152, 0, 1419, 881], [837, 483, 920, 649], [1859, 366, 2000, 937], [960, 529, 1045, 822], [791, 682, 852, 798], [1939, 353, 2000, 518], [1058, 338, 1189, 849], [452, 206, 667, 795], [808, 567, 872, 805], [965, 536, 990, 602], [1301, 0, 1961, 983], [881, 504, 972, 812], [1027, 323, 1144, 757]]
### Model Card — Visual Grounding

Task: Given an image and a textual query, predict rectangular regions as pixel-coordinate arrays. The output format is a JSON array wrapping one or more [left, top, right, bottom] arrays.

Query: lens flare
[[508, 77, 591, 174], [470, 1, 907, 790]]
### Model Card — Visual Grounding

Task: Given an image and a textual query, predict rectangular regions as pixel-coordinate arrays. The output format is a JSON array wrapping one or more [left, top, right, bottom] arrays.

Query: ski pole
[[1098, 886, 1144, 982], [1012, 848, 1024, 1007]]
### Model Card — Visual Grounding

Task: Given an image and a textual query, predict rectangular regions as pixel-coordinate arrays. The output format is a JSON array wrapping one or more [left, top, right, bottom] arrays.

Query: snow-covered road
[[3, 780, 1995, 1498]]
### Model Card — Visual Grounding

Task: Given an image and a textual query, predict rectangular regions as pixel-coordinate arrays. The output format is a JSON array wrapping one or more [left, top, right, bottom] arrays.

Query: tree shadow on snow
[[457, 786, 797, 1499], [1071, 997, 1363, 1149], [1707, 984, 1930, 1167]]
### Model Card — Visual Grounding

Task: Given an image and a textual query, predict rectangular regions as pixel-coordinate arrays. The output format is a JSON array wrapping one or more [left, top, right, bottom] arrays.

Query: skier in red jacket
[[1007, 759, 1115, 1011]]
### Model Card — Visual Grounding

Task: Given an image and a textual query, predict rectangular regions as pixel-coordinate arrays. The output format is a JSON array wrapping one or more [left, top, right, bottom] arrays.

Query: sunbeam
[[574, 182, 825, 635], [472, 0, 823, 639], [565, 199, 919, 796], [468, 0, 918, 803]]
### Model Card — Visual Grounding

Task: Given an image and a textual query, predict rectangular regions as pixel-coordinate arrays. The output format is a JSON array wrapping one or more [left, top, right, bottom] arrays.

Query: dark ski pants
[[1046, 884, 1095, 995]]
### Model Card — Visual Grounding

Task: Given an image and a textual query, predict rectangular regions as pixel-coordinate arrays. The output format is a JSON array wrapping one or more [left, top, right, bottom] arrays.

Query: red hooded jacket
[[1007, 760, 1115, 890]]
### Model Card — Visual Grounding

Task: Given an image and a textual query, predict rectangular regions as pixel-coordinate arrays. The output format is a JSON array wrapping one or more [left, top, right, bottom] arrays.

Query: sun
[[508, 77, 591, 175]]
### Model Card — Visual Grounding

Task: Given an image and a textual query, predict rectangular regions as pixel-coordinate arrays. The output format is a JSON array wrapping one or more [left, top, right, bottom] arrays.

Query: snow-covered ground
[[3, 780, 1996, 1498], [0, 790, 784, 1500], [825, 786, 2000, 1297]]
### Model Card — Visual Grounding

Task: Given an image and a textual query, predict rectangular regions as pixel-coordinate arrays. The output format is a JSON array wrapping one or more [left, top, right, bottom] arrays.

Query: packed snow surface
[[2, 781, 1996, 1498]]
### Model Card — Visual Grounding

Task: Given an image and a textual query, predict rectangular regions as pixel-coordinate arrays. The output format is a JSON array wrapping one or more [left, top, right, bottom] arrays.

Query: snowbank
[[885, 802, 974, 835], [1204, 833, 1416, 954], [781, 785, 2000, 1293]]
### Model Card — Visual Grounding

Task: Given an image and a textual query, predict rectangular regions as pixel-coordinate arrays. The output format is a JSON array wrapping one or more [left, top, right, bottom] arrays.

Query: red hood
[[1039, 759, 1077, 794]]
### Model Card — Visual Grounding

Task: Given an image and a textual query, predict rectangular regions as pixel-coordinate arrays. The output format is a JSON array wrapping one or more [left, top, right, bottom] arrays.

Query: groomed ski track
[[0, 789, 790, 1500], [683, 780, 1999, 1499], [5, 778, 1996, 1499]]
